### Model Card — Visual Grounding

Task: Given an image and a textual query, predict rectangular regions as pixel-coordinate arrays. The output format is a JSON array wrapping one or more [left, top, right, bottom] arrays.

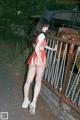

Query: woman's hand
[[33, 43, 35, 48], [53, 44, 57, 51], [45, 44, 57, 51]]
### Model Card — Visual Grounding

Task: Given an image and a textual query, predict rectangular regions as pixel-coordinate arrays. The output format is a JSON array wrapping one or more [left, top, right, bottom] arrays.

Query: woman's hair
[[35, 19, 49, 33], [41, 19, 49, 27]]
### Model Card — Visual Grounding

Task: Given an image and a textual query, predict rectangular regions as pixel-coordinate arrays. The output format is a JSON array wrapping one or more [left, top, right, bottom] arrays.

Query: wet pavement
[[0, 43, 56, 120]]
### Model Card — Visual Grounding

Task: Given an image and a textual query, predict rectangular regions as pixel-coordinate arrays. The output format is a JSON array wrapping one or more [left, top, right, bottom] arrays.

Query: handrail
[[43, 30, 80, 113]]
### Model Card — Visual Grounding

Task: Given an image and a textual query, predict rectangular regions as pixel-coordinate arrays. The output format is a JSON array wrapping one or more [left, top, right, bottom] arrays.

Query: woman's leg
[[24, 64, 36, 100], [32, 64, 46, 104], [22, 64, 36, 108], [29, 64, 45, 114]]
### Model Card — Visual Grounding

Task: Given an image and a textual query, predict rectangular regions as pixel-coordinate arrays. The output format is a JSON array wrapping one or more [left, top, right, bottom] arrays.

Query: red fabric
[[28, 35, 47, 65], [28, 50, 46, 64]]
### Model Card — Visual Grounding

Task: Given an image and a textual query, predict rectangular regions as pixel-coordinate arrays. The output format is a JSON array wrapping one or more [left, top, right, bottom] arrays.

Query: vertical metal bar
[[52, 42, 63, 87], [59, 44, 75, 109], [44, 38, 52, 80], [74, 89, 80, 106], [50, 41, 58, 85], [67, 70, 79, 98], [71, 72, 80, 101], [63, 44, 75, 95], [78, 92, 80, 107], [47, 40, 55, 82], [59, 44, 68, 91], [65, 48, 79, 96], [74, 89, 80, 103]]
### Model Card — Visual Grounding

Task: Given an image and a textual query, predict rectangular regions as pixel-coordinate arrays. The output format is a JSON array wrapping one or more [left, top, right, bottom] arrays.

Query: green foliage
[[0, 0, 77, 17], [0, 0, 79, 70], [0, 0, 78, 50]]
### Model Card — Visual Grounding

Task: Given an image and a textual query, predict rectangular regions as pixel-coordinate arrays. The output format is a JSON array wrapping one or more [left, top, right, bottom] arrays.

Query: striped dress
[[28, 33, 47, 65]]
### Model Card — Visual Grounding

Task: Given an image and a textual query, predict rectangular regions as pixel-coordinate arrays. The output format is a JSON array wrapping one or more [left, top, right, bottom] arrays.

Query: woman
[[22, 21, 57, 114]]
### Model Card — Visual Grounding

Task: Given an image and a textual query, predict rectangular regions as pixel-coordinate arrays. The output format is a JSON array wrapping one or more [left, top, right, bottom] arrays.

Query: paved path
[[0, 42, 56, 120]]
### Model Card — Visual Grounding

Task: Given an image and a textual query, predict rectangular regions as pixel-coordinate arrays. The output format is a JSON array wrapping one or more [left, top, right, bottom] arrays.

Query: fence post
[[59, 43, 75, 109]]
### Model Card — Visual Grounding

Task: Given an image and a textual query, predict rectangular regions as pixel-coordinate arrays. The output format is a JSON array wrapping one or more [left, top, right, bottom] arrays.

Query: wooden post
[[59, 43, 75, 109], [63, 44, 75, 94]]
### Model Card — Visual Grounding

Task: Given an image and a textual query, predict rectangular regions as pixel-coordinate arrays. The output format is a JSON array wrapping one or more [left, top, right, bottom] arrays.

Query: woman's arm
[[44, 44, 57, 51]]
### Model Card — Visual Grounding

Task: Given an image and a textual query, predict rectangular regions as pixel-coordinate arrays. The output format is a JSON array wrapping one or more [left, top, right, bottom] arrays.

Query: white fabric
[[22, 99, 30, 108], [37, 33, 45, 42]]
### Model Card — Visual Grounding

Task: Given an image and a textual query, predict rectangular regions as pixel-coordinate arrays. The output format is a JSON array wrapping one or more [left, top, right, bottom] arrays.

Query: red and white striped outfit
[[28, 33, 47, 65]]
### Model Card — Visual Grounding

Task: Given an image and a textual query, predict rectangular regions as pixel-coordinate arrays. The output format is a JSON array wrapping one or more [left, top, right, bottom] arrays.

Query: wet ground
[[0, 42, 56, 120]]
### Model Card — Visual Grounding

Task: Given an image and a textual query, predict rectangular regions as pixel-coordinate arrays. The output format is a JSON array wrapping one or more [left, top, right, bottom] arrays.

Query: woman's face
[[42, 26, 49, 33]]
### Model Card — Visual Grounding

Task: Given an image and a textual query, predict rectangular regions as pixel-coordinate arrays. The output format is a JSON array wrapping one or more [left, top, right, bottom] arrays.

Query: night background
[[0, 0, 80, 44], [0, 0, 80, 120]]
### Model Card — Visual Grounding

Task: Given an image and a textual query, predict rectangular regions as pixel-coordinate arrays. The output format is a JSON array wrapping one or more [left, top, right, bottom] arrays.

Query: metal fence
[[43, 28, 80, 113]]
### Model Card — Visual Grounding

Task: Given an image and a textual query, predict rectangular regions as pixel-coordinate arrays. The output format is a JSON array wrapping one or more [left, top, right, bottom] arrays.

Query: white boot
[[22, 99, 30, 108], [29, 101, 36, 115]]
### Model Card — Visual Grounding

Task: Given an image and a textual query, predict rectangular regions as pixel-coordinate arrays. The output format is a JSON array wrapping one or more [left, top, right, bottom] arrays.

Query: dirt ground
[[0, 41, 56, 120]]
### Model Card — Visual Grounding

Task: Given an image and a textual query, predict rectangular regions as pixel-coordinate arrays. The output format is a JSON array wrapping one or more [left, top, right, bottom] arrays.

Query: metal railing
[[43, 28, 80, 113]]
